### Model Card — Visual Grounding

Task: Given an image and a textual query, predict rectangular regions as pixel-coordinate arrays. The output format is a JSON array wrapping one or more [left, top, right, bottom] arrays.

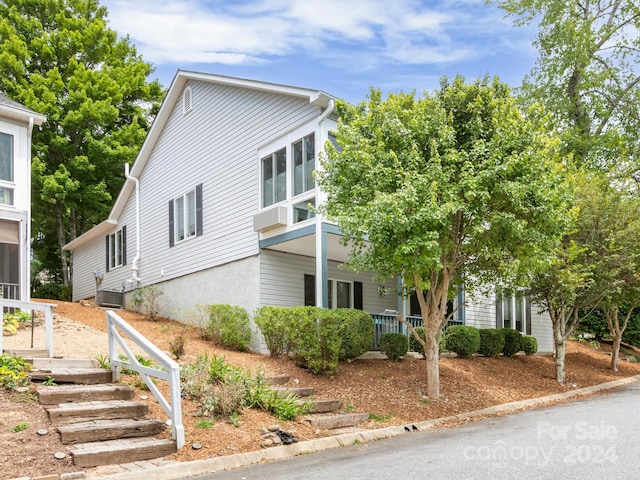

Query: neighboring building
[[64, 71, 552, 353], [0, 95, 46, 302]]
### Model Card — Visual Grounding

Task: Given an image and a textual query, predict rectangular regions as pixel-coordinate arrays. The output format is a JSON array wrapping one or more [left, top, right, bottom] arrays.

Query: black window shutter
[[122, 225, 127, 266], [105, 235, 110, 272], [196, 183, 203, 237], [304, 274, 315, 306], [495, 288, 502, 328], [168, 199, 175, 247], [526, 297, 532, 335], [354, 281, 363, 310]]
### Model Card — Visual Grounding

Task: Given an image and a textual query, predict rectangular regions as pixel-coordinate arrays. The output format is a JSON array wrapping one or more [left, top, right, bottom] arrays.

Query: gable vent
[[183, 86, 193, 115]]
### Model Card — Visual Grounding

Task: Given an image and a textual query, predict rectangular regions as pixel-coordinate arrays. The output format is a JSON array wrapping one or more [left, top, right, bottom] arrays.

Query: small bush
[[130, 285, 164, 321], [0, 355, 31, 389], [379, 332, 408, 360], [501, 328, 522, 357], [33, 283, 72, 301], [408, 327, 426, 354], [521, 335, 538, 355], [445, 325, 480, 358], [169, 333, 186, 359], [287, 307, 341, 375], [205, 305, 251, 352], [478, 328, 506, 357], [337, 309, 374, 361], [254, 306, 292, 356]]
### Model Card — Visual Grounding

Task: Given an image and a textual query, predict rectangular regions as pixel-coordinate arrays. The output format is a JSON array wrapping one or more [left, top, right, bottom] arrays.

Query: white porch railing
[[106, 310, 184, 449], [0, 299, 56, 357]]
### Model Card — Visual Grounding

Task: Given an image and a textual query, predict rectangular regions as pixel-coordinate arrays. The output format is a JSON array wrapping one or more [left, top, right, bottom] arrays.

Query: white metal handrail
[[106, 310, 184, 448], [0, 299, 56, 357]]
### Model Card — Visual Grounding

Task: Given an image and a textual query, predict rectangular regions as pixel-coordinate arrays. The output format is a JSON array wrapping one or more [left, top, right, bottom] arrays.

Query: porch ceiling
[[262, 231, 351, 263]]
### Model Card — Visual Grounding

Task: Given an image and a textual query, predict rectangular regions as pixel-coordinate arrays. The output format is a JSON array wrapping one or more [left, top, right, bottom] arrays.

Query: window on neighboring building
[[496, 288, 530, 334], [261, 148, 287, 207], [409, 286, 465, 326], [0, 132, 14, 206], [106, 227, 126, 271], [328, 279, 352, 309], [169, 184, 203, 246], [293, 133, 315, 196], [303, 274, 363, 310]]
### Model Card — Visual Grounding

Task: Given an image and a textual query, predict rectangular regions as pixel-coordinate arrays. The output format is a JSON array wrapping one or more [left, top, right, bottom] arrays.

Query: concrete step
[[46, 399, 148, 425], [305, 412, 370, 430], [272, 385, 315, 398], [36, 384, 135, 405], [300, 398, 343, 414], [57, 418, 166, 444], [30, 367, 113, 384], [69, 437, 177, 468]]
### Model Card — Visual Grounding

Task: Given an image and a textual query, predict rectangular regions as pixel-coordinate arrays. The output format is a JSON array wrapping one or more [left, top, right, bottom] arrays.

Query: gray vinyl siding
[[259, 250, 398, 313], [74, 79, 322, 303], [71, 238, 107, 301]]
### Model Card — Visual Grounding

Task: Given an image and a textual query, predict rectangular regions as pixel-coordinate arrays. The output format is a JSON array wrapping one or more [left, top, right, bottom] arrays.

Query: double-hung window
[[105, 226, 126, 271], [169, 184, 203, 246], [0, 132, 14, 205], [261, 148, 286, 207]]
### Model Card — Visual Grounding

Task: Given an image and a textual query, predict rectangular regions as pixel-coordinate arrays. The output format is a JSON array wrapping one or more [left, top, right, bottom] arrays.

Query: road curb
[[82, 374, 640, 479]]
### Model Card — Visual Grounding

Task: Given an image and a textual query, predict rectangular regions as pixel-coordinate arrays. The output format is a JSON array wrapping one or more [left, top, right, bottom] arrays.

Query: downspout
[[25, 118, 34, 301], [124, 163, 141, 283], [315, 99, 334, 308]]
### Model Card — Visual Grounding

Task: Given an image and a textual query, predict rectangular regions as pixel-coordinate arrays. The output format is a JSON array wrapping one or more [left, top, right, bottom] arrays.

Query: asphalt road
[[189, 383, 640, 480]]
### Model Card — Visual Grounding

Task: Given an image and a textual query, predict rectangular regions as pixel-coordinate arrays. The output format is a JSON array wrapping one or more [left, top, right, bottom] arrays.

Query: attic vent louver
[[183, 86, 192, 115]]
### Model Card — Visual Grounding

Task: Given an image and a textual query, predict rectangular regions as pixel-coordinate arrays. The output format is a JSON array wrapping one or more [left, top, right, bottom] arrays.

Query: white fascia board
[[63, 219, 118, 251]]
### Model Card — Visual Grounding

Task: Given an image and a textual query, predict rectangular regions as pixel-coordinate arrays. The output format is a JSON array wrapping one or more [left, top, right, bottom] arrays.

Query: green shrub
[[379, 332, 408, 360], [408, 327, 426, 354], [205, 305, 251, 352], [130, 285, 164, 321], [520, 335, 538, 355], [33, 283, 72, 301], [0, 355, 31, 389], [445, 325, 480, 358], [287, 307, 341, 375], [254, 306, 293, 356], [336, 309, 374, 361], [501, 328, 522, 356], [478, 328, 506, 357]]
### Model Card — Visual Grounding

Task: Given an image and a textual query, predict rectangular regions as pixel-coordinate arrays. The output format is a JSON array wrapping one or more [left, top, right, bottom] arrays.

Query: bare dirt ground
[[2, 300, 640, 479]]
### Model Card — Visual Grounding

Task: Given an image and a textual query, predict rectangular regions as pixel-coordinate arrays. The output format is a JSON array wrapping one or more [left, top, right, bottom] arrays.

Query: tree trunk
[[424, 323, 441, 400], [56, 202, 70, 287], [611, 334, 622, 372], [553, 320, 566, 384]]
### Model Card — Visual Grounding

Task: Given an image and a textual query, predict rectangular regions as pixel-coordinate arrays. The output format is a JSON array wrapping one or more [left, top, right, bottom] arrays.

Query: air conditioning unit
[[253, 205, 288, 232], [96, 289, 124, 308]]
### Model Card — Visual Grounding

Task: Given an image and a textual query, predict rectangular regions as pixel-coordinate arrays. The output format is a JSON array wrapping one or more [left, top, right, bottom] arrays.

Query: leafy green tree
[[317, 76, 572, 399], [492, 0, 640, 172], [0, 0, 164, 284]]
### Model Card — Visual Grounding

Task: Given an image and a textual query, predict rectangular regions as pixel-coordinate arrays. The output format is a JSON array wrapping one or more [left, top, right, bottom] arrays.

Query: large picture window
[[262, 148, 286, 207], [496, 288, 531, 334], [169, 184, 203, 246]]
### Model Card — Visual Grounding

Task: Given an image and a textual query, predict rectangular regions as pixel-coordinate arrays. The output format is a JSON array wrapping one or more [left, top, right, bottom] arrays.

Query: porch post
[[315, 219, 328, 308]]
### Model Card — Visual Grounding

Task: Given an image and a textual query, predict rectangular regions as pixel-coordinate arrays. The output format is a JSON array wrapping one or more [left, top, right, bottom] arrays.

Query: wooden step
[[300, 398, 343, 413], [32, 358, 98, 369], [3, 349, 49, 359], [305, 412, 370, 430], [36, 384, 135, 405], [272, 386, 315, 397], [70, 437, 177, 467], [30, 367, 113, 384], [46, 400, 148, 425], [264, 375, 290, 385], [57, 418, 166, 444]]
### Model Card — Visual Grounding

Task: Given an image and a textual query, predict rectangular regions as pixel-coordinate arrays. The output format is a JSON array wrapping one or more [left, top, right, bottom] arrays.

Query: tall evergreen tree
[[0, 0, 164, 285]]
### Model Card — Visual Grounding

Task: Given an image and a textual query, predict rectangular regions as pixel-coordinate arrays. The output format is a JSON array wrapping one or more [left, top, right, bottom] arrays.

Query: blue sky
[[100, 0, 539, 103]]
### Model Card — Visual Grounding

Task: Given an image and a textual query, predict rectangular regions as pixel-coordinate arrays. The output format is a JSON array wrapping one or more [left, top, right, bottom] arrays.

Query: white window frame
[[292, 132, 315, 196], [173, 188, 197, 244], [108, 229, 124, 270], [327, 278, 353, 309], [261, 147, 287, 208], [0, 132, 14, 206], [500, 288, 526, 334]]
